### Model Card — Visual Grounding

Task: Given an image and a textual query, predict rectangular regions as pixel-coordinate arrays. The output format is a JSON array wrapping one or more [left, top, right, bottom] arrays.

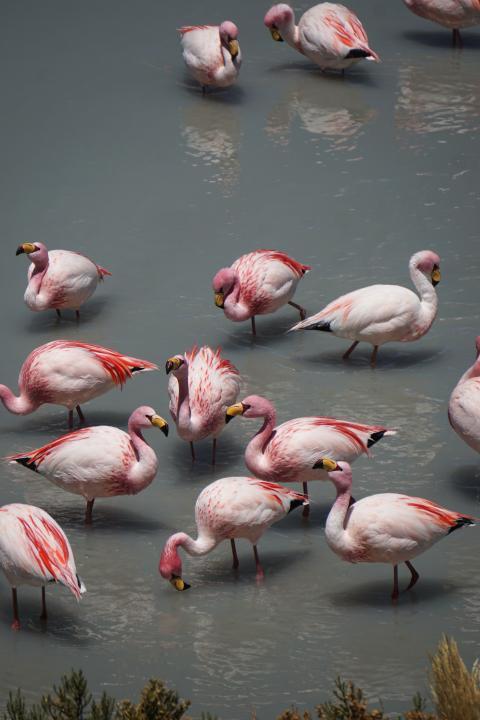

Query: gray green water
[[0, 0, 479, 716]]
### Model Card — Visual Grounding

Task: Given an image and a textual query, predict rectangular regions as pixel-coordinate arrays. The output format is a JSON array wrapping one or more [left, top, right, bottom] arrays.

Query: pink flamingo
[[0, 503, 86, 629], [16, 242, 110, 319], [179, 22, 241, 92], [264, 3, 379, 73], [225, 395, 395, 517], [9, 406, 169, 524], [402, 0, 480, 45], [159, 476, 307, 590], [289, 250, 441, 367], [321, 459, 475, 600], [166, 346, 240, 464], [448, 336, 480, 453], [212, 249, 311, 335], [0, 340, 158, 428]]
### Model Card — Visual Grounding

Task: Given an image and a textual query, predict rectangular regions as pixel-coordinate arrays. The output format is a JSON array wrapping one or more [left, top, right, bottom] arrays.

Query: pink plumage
[[403, 0, 480, 43], [449, 336, 480, 454], [179, 21, 242, 90]]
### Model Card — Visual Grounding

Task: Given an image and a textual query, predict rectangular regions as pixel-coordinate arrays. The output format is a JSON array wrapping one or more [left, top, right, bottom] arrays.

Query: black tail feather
[[346, 48, 371, 59], [309, 321, 332, 332], [289, 499, 305, 514], [367, 430, 387, 448], [14, 457, 37, 472], [448, 517, 475, 534]]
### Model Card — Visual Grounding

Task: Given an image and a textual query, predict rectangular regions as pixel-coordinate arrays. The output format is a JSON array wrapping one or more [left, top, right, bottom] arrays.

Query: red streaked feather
[[406, 498, 474, 528], [179, 25, 214, 35], [256, 249, 311, 278], [253, 479, 306, 507], [8, 428, 92, 469]]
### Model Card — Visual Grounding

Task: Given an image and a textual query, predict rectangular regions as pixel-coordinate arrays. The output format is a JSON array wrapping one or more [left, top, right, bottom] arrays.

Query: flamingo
[[166, 346, 240, 464], [225, 395, 395, 517], [179, 22, 241, 92], [289, 250, 441, 367], [320, 459, 475, 600], [264, 3, 379, 72], [448, 337, 480, 454], [159, 476, 307, 590], [0, 503, 86, 629], [9, 406, 169, 524], [402, 0, 480, 46], [212, 249, 311, 335], [0, 340, 158, 428], [16, 242, 110, 319]]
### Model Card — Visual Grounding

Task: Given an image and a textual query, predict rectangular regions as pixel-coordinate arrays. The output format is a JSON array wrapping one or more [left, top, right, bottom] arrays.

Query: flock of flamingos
[[1, 0, 479, 631]]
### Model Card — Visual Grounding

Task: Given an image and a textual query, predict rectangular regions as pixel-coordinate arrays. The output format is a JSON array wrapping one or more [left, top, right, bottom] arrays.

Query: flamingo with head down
[[16, 242, 110, 319], [225, 395, 395, 517], [159, 476, 307, 590], [179, 22, 241, 92], [264, 3, 379, 72], [448, 336, 480, 454], [321, 459, 475, 600], [0, 340, 158, 428], [289, 250, 441, 367], [212, 249, 311, 335], [402, 0, 480, 46], [166, 346, 240, 464], [0, 503, 86, 629]]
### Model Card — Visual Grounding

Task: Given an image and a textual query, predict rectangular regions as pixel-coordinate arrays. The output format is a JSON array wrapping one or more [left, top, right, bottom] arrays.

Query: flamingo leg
[[231, 539, 239, 569], [68, 410, 74, 429], [452, 28, 462, 46], [75, 310, 80, 321], [40, 586, 47, 620], [76, 405, 85, 424], [405, 560, 420, 591], [56, 309, 62, 319], [251, 316, 257, 336], [253, 545, 264, 581], [302, 481, 310, 518], [212, 439, 217, 466], [288, 301, 307, 320], [202, 85, 206, 96], [370, 345, 379, 368], [190, 442, 195, 462], [392, 564, 399, 601], [11, 588, 20, 631], [343, 341, 359, 360], [85, 499, 95, 525]]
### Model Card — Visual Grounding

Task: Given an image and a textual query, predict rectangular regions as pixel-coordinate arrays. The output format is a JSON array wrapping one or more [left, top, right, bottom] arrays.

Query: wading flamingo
[[159, 476, 307, 589], [0, 340, 158, 428], [225, 395, 395, 517], [0, 503, 86, 629], [321, 460, 475, 600], [448, 336, 480, 454], [16, 242, 110, 319], [212, 249, 311, 335], [289, 250, 441, 367], [264, 3, 379, 72], [179, 22, 241, 92], [166, 346, 240, 464], [402, 0, 480, 46], [9, 406, 168, 524]]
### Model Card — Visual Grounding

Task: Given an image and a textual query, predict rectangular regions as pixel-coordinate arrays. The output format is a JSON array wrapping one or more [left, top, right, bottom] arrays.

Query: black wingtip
[[309, 321, 332, 332], [289, 499, 305, 514], [130, 366, 143, 374], [367, 430, 387, 448], [346, 48, 371, 59], [448, 517, 475, 534], [14, 457, 37, 472]]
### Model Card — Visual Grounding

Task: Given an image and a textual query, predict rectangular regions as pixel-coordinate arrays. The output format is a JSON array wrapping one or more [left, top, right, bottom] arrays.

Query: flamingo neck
[[245, 408, 277, 474], [279, 13, 301, 52], [126, 420, 158, 491], [410, 263, 438, 332], [28, 253, 49, 294], [0, 385, 37, 415], [175, 365, 192, 430], [168, 531, 218, 559], [459, 357, 480, 384], [325, 488, 354, 556], [223, 274, 251, 321]]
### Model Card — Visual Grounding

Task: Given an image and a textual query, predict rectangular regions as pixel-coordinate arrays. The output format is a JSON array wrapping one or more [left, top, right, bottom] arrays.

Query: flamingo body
[[403, 0, 480, 30], [448, 337, 480, 453], [179, 22, 242, 89]]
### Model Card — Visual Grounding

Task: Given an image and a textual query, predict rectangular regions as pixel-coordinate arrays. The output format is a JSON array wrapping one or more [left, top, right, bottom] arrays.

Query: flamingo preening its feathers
[[0, 503, 85, 629], [289, 250, 441, 367], [0, 340, 158, 428], [402, 0, 480, 46], [212, 249, 311, 335], [16, 242, 110, 319], [179, 22, 242, 91], [264, 3, 379, 72], [159, 476, 307, 590]]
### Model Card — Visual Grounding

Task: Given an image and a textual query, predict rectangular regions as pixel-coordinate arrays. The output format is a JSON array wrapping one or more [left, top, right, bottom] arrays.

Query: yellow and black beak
[[170, 575, 191, 591], [214, 292, 225, 309], [228, 39, 239, 58], [16, 243, 36, 256], [150, 415, 169, 437], [165, 357, 184, 375], [269, 27, 283, 42], [313, 457, 341, 471], [431, 266, 441, 287], [225, 402, 245, 424]]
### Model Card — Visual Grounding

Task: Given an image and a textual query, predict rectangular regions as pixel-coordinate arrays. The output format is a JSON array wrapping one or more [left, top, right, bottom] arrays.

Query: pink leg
[[68, 410, 74, 429], [40, 586, 47, 620], [251, 316, 256, 336], [85, 499, 94, 525], [253, 545, 264, 581], [11, 588, 20, 631], [302, 481, 310, 518], [405, 560, 419, 591], [392, 564, 399, 602], [190, 442, 195, 462], [231, 539, 239, 569], [212, 439, 217, 466], [343, 341, 359, 360], [370, 345, 379, 368], [288, 301, 307, 321], [76, 405, 85, 424]]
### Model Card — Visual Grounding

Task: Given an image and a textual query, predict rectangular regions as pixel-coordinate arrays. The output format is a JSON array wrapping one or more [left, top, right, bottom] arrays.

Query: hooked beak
[[269, 27, 283, 42], [150, 415, 169, 437], [228, 39, 239, 58], [16, 243, 36, 256], [214, 292, 225, 309], [431, 266, 441, 287], [313, 457, 341, 471], [170, 575, 191, 592], [165, 357, 184, 375], [225, 402, 245, 424]]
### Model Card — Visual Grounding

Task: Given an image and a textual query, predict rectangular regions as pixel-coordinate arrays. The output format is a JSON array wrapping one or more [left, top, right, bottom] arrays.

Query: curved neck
[[459, 356, 480, 385], [247, 407, 277, 457], [175, 366, 192, 429], [325, 486, 354, 554], [28, 252, 49, 293], [223, 274, 250, 321], [0, 385, 37, 415], [168, 531, 218, 559], [278, 13, 301, 52], [127, 420, 158, 490], [409, 263, 438, 330]]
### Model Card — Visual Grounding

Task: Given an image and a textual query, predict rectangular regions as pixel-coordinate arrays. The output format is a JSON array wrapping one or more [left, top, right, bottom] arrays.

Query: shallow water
[[0, 0, 479, 716]]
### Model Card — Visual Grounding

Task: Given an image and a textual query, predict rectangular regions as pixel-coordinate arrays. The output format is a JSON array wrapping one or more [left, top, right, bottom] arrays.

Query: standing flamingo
[[402, 0, 480, 46], [212, 249, 311, 335], [159, 476, 307, 590], [264, 3, 379, 72], [179, 22, 241, 92], [0, 503, 86, 629], [166, 346, 240, 464], [9, 406, 169, 524], [225, 395, 395, 517], [448, 337, 480, 453], [289, 250, 441, 367], [16, 242, 110, 319], [0, 340, 158, 428], [320, 460, 475, 600]]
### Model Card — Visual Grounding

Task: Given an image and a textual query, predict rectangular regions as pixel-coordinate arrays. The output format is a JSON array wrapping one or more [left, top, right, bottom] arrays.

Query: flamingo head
[[159, 534, 191, 591], [219, 21, 240, 58], [411, 250, 441, 287], [315, 459, 352, 492], [129, 406, 169, 436], [165, 354, 187, 376], [212, 267, 237, 309], [225, 394, 274, 423], [16, 242, 49, 265], [264, 4, 294, 41]]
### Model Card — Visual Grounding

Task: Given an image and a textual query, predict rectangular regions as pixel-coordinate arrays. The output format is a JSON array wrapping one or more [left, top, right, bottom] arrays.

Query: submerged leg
[[452, 28, 462, 46], [231, 539, 239, 569], [405, 560, 419, 591], [251, 316, 257, 336], [11, 588, 20, 631], [288, 301, 307, 321], [68, 410, 74, 429], [75, 310, 80, 321], [56, 309, 62, 319], [302, 481, 310, 518], [253, 545, 264, 581], [190, 442, 195, 462], [76, 405, 85, 424], [85, 499, 95, 525], [40, 586, 47, 620], [212, 439, 217, 466], [370, 345, 379, 368], [391, 564, 399, 601], [342, 341, 359, 360]]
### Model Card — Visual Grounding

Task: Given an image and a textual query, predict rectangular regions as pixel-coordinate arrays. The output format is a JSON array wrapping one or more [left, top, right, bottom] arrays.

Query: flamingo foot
[[11, 588, 20, 630], [11, 619, 20, 631], [343, 341, 359, 360]]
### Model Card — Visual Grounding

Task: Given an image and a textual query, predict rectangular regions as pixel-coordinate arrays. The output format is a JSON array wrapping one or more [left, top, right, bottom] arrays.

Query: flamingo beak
[[170, 575, 191, 591], [16, 243, 36, 256], [270, 27, 283, 42], [150, 415, 169, 436], [165, 357, 184, 375], [228, 39, 239, 58], [431, 267, 441, 286], [225, 402, 245, 424], [214, 292, 225, 309], [313, 457, 341, 471]]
